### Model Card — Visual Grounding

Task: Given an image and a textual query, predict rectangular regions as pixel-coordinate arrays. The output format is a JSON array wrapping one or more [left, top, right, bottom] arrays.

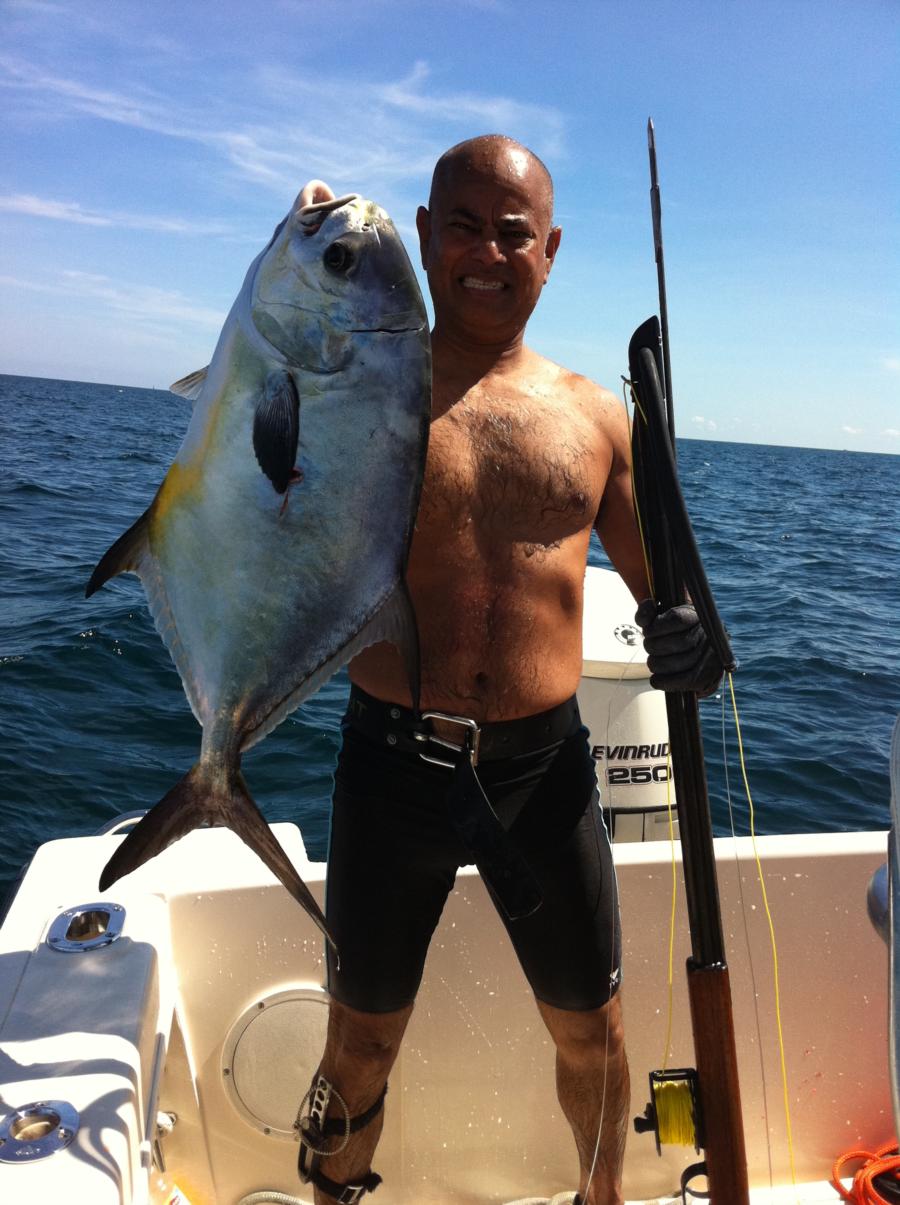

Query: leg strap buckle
[[312, 1170, 382, 1204]]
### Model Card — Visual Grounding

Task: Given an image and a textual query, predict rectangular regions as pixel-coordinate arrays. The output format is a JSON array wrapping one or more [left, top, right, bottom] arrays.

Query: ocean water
[[1, 373, 898, 900]]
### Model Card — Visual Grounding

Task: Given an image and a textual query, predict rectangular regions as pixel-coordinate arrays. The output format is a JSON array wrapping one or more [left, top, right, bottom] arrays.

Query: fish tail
[[99, 764, 335, 951]]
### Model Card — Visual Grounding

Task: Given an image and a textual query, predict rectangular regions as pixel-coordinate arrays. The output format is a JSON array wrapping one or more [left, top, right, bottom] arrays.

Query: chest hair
[[419, 397, 600, 546]]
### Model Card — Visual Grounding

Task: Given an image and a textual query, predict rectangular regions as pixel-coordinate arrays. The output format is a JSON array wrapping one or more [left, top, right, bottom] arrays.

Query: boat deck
[[0, 824, 890, 1203]]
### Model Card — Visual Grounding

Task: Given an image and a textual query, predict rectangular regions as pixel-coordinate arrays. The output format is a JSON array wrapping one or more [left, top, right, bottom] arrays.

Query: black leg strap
[[305, 1165, 382, 1204], [297, 1074, 387, 1202]]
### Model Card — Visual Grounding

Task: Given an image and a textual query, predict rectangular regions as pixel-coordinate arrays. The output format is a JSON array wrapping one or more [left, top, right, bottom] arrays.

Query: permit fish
[[86, 193, 431, 946]]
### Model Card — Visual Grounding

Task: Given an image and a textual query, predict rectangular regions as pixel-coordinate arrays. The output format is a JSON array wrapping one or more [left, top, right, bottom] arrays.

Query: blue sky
[[1, 0, 896, 452]]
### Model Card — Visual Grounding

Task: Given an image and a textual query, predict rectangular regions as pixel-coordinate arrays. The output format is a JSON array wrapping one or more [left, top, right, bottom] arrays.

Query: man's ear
[[544, 225, 562, 283], [415, 206, 431, 270]]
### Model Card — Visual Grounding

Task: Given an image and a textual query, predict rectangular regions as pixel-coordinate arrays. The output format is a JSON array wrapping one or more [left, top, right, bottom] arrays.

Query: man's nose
[[472, 235, 505, 264]]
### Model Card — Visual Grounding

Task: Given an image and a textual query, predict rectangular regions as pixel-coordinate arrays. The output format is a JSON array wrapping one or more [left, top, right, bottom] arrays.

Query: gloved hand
[[635, 599, 723, 697]]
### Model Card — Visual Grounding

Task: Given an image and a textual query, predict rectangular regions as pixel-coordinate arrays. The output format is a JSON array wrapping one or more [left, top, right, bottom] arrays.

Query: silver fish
[[86, 193, 431, 946]]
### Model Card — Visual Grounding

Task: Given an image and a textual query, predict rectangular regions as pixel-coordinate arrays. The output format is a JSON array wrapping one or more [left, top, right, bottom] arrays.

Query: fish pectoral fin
[[85, 506, 152, 596], [252, 370, 300, 495], [99, 763, 336, 950], [169, 366, 209, 402]]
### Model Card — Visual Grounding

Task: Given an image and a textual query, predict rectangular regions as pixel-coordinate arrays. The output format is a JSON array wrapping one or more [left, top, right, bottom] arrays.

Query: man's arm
[[592, 388, 722, 696], [593, 389, 651, 602]]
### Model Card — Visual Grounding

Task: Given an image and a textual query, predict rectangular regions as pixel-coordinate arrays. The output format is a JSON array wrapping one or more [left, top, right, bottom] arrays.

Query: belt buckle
[[417, 711, 481, 768]]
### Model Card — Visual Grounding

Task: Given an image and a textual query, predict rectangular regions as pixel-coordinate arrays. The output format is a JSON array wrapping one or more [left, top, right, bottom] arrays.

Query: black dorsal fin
[[252, 371, 300, 494]]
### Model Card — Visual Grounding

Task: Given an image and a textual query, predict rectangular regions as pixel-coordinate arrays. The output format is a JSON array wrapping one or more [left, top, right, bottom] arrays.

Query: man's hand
[[635, 599, 723, 697], [297, 180, 337, 209]]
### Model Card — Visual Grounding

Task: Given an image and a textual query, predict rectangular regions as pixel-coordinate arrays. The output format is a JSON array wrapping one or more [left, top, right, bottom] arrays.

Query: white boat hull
[[0, 823, 888, 1203]]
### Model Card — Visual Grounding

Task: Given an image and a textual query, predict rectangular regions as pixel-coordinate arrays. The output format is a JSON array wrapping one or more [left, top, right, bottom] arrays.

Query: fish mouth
[[296, 194, 360, 235], [349, 321, 427, 334]]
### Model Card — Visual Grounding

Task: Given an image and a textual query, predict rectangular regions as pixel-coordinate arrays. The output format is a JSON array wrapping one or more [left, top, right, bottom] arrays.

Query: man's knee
[[537, 993, 626, 1066], [324, 999, 413, 1083]]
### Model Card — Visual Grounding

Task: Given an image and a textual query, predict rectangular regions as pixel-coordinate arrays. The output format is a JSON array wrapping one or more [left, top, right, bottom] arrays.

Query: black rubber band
[[680, 1159, 711, 1201], [318, 1083, 387, 1138]]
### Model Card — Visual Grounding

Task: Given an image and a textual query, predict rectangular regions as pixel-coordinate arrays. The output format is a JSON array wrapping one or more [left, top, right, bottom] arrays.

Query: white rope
[[236, 1192, 308, 1205]]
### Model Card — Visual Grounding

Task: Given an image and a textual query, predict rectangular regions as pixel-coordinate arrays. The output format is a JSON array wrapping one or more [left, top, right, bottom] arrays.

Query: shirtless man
[[296, 136, 714, 1205]]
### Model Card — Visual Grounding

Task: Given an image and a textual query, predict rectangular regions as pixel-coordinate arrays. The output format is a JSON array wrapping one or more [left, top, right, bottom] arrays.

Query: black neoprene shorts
[[325, 708, 621, 1014]]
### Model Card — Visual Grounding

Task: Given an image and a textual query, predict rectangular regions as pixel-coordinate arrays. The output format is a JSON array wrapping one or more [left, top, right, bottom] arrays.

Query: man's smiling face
[[416, 142, 561, 347]]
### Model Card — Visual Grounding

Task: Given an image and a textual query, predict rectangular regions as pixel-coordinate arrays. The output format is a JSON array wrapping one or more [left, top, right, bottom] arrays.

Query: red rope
[[832, 1141, 900, 1203]]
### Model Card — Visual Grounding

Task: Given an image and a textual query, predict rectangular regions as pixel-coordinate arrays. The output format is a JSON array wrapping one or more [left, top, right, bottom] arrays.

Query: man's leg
[[536, 993, 629, 1205], [309, 998, 414, 1204], [317, 715, 465, 1199]]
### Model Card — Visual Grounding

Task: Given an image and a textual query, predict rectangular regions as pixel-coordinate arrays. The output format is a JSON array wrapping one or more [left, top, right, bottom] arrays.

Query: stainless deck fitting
[[46, 901, 126, 952], [0, 1100, 79, 1162]]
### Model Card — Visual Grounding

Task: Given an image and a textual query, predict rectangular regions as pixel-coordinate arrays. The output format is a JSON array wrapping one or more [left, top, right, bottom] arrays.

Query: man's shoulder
[[526, 348, 621, 416]]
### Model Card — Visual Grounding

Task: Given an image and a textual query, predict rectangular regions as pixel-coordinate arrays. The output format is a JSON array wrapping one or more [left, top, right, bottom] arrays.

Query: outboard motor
[[868, 862, 889, 944], [578, 566, 677, 842]]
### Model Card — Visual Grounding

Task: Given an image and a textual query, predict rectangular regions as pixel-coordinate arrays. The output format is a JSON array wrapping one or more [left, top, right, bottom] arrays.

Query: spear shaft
[[648, 118, 675, 445], [628, 120, 748, 1204]]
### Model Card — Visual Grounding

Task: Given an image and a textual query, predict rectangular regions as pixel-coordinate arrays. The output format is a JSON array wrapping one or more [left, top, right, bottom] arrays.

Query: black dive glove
[[635, 599, 723, 698]]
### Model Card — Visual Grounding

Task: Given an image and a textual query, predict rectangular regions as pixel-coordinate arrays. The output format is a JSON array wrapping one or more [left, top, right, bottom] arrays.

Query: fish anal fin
[[85, 507, 152, 597], [252, 370, 300, 494], [241, 578, 422, 751], [99, 763, 335, 950], [170, 367, 209, 401], [371, 578, 421, 712]]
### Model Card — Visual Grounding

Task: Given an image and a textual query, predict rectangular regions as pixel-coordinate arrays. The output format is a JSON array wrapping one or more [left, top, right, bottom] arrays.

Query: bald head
[[429, 135, 554, 220]]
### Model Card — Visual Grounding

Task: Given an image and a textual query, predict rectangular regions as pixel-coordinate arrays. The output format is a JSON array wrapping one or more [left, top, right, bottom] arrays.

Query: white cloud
[[0, 193, 110, 226], [691, 415, 718, 432], [841, 425, 864, 435], [0, 53, 566, 203], [375, 61, 565, 157], [0, 53, 183, 133], [5, 0, 67, 15], [0, 269, 225, 332], [0, 192, 235, 235], [883, 428, 900, 439], [60, 270, 226, 330], [881, 356, 900, 373]]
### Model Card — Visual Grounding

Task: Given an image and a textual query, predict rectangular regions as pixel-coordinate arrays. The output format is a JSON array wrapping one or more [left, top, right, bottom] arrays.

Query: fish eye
[[323, 240, 355, 274]]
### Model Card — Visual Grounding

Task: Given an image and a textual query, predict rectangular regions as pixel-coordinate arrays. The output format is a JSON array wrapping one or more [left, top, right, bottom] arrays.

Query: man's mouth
[[461, 276, 505, 292]]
